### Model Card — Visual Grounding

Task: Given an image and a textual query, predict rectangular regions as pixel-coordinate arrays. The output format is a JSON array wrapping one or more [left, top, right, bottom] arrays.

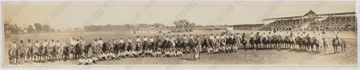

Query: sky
[[2, 0, 356, 29]]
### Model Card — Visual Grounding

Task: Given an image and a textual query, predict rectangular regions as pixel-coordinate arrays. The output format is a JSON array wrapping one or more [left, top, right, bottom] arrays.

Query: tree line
[[5, 19, 198, 34], [83, 23, 170, 32], [83, 19, 196, 32], [4, 23, 55, 34]]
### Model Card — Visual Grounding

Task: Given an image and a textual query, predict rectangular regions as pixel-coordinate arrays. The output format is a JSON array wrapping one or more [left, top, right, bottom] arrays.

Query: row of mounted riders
[[8, 32, 347, 65]]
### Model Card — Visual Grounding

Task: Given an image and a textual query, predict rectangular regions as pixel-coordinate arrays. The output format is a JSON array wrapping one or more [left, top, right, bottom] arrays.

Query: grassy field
[[3, 30, 357, 67]]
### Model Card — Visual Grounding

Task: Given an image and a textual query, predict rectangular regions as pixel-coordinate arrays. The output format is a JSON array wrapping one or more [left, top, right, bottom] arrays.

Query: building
[[262, 10, 356, 31]]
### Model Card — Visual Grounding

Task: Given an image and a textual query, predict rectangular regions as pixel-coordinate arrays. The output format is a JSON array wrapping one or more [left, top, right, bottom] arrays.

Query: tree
[[42, 25, 51, 32], [27, 25, 34, 33], [4, 24, 22, 34], [34, 23, 42, 32], [173, 19, 195, 32]]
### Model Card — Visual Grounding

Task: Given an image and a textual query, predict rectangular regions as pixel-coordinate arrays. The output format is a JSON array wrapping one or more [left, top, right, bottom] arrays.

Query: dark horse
[[241, 33, 247, 49], [8, 47, 17, 64], [295, 36, 304, 50], [311, 37, 320, 52], [241, 38, 248, 49], [74, 42, 85, 59], [332, 38, 347, 52], [254, 34, 262, 49]]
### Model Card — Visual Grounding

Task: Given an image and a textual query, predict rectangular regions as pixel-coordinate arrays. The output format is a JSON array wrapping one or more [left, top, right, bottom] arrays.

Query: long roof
[[232, 24, 264, 26], [263, 11, 356, 20]]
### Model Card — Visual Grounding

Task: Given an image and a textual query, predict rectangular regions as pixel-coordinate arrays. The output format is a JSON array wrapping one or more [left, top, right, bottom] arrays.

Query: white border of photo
[[0, 0, 358, 70]]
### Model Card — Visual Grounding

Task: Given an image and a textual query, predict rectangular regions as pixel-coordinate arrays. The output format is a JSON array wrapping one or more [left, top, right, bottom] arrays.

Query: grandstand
[[262, 10, 356, 31]]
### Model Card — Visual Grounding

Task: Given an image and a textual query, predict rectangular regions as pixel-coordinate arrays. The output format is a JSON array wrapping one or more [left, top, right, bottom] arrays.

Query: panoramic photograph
[[2, 0, 357, 67]]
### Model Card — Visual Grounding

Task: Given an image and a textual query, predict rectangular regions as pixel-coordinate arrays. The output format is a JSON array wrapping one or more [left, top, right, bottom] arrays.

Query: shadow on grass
[[323, 52, 338, 55]]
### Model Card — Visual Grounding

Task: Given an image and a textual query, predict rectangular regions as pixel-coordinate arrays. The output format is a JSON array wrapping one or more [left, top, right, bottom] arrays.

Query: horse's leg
[[296, 44, 301, 50], [313, 45, 316, 52], [285, 42, 290, 49], [301, 44, 304, 50], [308, 45, 311, 51], [322, 43, 325, 51], [251, 44, 254, 49], [316, 45, 319, 52], [279, 42, 282, 49], [341, 45, 345, 52], [273, 43, 275, 49], [277, 43, 280, 49], [285, 42, 287, 49], [243, 43, 246, 49], [275, 43, 280, 49], [284, 42, 287, 49], [318, 45, 320, 52], [285, 42, 288, 49], [290, 43, 292, 49], [254, 43, 256, 49], [325, 43, 328, 51], [314, 45, 317, 52], [282, 42, 285, 49], [303, 45, 305, 51], [343, 45, 346, 52], [304, 44, 308, 51], [333, 45, 336, 53], [259, 43, 262, 49], [251, 43, 254, 49], [310, 45, 313, 52], [299, 44, 301, 50], [284, 42, 286, 49]]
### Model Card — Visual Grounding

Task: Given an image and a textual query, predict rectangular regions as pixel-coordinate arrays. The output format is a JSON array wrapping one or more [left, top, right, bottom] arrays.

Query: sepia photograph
[[1, 0, 357, 68]]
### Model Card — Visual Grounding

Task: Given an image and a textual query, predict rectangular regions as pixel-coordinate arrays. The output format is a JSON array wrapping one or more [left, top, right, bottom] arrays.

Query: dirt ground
[[2, 30, 357, 67]]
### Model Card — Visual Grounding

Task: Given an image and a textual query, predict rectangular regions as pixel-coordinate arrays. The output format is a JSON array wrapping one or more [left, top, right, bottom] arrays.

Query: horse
[[303, 36, 312, 51], [311, 37, 320, 52], [101, 42, 108, 54], [255, 35, 263, 49], [74, 43, 81, 59], [287, 36, 296, 49], [332, 38, 347, 52], [278, 36, 286, 49], [214, 39, 221, 53], [261, 37, 268, 49], [241, 38, 248, 49], [113, 43, 120, 56], [270, 36, 279, 48], [78, 42, 86, 58], [230, 36, 238, 52], [295, 36, 304, 50], [321, 38, 328, 51], [8, 47, 17, 64], [249, 37, 255, 49], [56, 44, 64, 60], [202, 38, 211, 53]]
